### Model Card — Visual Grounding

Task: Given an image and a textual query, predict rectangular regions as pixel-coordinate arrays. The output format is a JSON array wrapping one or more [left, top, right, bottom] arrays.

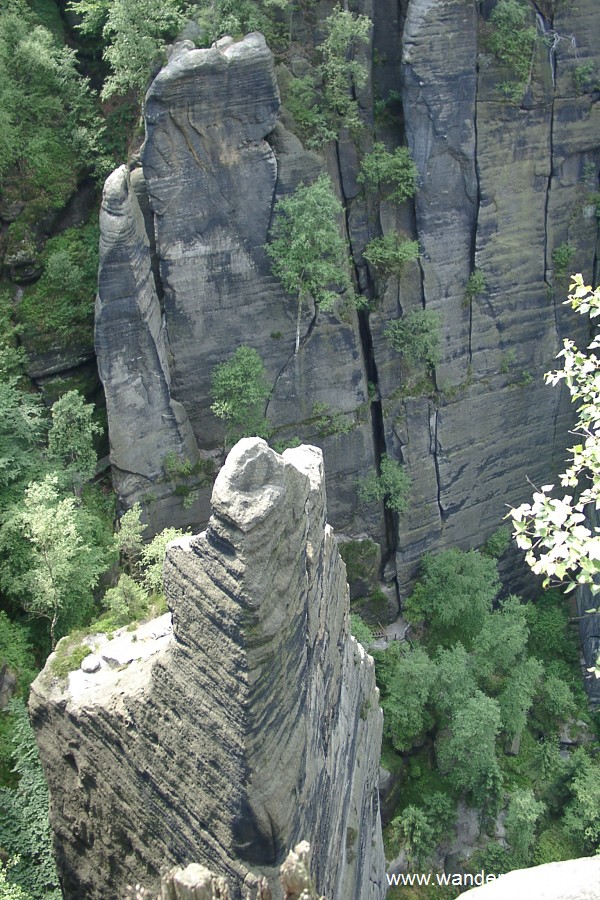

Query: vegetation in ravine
[[354, 546, 600, 879]]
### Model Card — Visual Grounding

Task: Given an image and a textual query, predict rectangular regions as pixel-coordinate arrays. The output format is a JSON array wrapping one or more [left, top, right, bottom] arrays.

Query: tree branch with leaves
[[510, 275, 600, 594]]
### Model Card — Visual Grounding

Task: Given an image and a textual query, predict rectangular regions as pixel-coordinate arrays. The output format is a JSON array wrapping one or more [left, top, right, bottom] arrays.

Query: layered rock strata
[[30, 439, 385, 900]]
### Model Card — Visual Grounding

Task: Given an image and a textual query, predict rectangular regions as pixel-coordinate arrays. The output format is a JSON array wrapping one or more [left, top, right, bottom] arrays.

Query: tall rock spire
[[30, 439, 385, 899]]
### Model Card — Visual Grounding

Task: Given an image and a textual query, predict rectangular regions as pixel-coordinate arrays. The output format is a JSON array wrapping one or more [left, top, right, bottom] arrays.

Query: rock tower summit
[[30, 439, 385, 899]]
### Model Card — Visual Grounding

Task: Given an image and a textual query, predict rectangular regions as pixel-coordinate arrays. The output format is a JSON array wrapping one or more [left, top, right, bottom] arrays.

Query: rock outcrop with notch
[[29, 439, 385, 900]]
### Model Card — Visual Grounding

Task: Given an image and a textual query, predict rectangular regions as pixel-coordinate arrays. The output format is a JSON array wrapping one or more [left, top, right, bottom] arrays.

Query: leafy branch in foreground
[[509, 275, 600, 594]]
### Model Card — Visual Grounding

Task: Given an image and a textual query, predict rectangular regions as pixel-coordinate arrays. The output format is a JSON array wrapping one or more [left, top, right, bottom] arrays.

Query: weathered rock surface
[[30, 439, 385, 900], [96, 162, 201, 531], [96, 34, 378, 538], [96, 7, 600, 600], [463, 854, 600, 899]]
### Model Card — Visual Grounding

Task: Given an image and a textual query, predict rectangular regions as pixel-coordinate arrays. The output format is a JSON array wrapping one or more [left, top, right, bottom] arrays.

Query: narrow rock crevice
[[431, 407, 445, 526]]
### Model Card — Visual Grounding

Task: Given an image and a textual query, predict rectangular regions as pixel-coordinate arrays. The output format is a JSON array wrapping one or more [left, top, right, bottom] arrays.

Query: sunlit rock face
[[30, 439, 385, 900]]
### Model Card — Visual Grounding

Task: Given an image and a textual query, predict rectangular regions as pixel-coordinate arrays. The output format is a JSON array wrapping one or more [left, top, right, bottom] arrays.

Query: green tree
[[405, 549, 500, 649], [0, 700, 60, 899], [0, 378, 45, 511], [265, 174, 356, 354], [357, 143, 418, 204], [375, 643, 436, 752], [210, 346, 270, 446], [114, 502, 147, 575], [488, 0, 537, 100], [357, 455, 411, 514], [510, 276, 600, 594], [47, 391, 101, 488], [318, 9, 371, 132], [563, 756, 600, 853], [140, 526, 184, 595], [18, 475, 107, 647], [471, 595, 529, 686], [389, 793, 455, 866], [0, 1, 106, 201], [363, 232, 420, 278], [498, 656, 543, 741], [505, 789, 546, 864], [384, 309, 441, 370], [70, 0, 187, 99], [436, 690, 502, 805], [350, 614, 374, 650], [433, 643, 477, 720]]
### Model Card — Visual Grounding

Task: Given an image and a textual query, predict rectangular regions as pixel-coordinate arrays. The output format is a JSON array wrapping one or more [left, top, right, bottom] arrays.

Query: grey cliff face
[[97, 9, 600, 606], [29, 439, 385, 900], [96, 33, 377, 538], [96, 163, 201, 531]]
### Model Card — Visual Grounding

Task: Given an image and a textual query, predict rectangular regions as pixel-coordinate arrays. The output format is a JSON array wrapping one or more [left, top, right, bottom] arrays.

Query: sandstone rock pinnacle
[[30, 439, 385, 900]]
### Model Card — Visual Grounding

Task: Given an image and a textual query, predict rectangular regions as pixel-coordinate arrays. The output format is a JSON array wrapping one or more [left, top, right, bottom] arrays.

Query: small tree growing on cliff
[[265, 173, 356, 354], [210, 346, 270, 446]]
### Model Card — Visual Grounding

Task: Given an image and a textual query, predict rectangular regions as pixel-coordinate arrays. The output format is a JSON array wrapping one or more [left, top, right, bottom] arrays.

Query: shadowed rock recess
[[29, 439, 385, 900]]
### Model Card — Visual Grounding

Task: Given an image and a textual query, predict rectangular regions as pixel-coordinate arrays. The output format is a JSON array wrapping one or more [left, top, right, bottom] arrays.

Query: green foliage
[[552, 242, 576, 279], [349, 614, 374, 650], [114, 502, 147, 575], [389, 796, 458, 866], [436, 690, 502, 805], [266, 174, 356, 353], [47, 390, 102, 487], [318, 9, 371, 132], [500, 348, 517, 374], [17, 475, 109, 647], [0, 614, 36, 696], [18, 225, 100, 347], [563, 756, 600, 852], [281, 9, 370, 145], [498, 656, 543, 741], [374, 642, 436, 752], [0, 378, 45, 511], [510, 276, 600, 596], [488, 0, 537, 99], [282, 73, 337, 148], [210, 346, 270, 443], [70, 0, 187, 99], [102, 573, 148, 625], [0, 0, 107, 204], [0, 860, 34, 900], [533, 825, 581, 866], [463, 270, 486, 307], [49, 638, 92, 678], [525, 590, 578, 665], [140, 526, 183, 595], [357, 143, 418, 204], [384, 310, 441, 370], [311, 402, 354, 437], [573, 63, 597, 95], [533, 672, 577, 731], [405, 549, 500, 649], [471, 595, 529, 686], [481, 526, 511, 559], [363, 233, 420, 278], [0, 699, 60, 899], [193, 0, 290, 51], [433, 643, 477, 720], [357, 454, 411, 514]]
